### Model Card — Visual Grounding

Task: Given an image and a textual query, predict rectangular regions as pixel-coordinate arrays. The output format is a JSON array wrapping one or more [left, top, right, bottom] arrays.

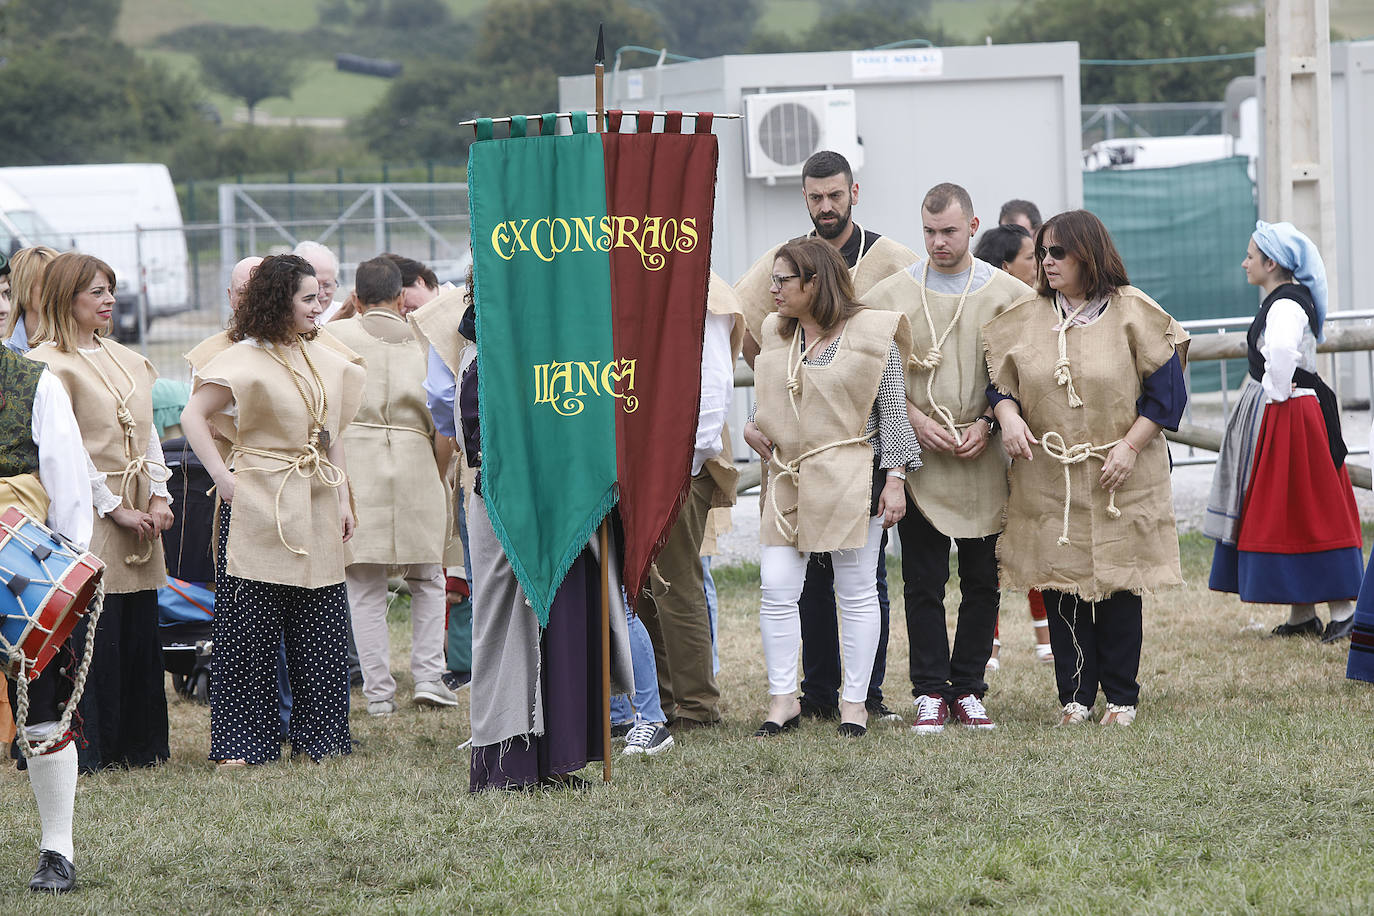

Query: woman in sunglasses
[[1204, 222, 1361, 645], [743, 238, 916, 738], [982, 210, 1189, 727]]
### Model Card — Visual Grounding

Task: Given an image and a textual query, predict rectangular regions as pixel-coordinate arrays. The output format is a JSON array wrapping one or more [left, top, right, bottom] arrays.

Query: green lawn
[[2, 532, 1372, 912]]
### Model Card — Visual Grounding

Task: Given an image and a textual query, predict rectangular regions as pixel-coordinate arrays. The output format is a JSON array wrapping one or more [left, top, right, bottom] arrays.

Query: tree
[[0, 36, 202, 165], [1, 0, 121, 43], [749, 0, 948, 53], [197, 48, 304, 124], [477, 0, 663, 78], [991, 0, 1264, 104], [638, 0, 761, 58]]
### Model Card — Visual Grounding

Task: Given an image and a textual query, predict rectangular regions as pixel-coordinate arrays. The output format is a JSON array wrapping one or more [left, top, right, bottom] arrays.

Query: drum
[[0, 506, 105, 678]]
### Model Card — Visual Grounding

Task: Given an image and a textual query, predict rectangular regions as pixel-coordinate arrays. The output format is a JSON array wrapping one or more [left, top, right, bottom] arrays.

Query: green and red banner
[[468, 111, 718, 623]]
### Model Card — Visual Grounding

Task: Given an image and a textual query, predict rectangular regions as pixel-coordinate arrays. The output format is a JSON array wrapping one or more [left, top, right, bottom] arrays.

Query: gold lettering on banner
[[490, 215, 698, 271], [533, 358, 640, 416]]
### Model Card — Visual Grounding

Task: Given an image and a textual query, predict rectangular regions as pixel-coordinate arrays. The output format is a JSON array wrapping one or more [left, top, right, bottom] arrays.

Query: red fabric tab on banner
[[695, 112, 713, 134], [608, 110, 624, 132], [664, 110, 684, 133], [636, 110, 655, 133], [601, 131, 719, 602]]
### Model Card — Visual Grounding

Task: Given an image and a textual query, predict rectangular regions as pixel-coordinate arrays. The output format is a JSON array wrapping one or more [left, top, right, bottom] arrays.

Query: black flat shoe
[[1270, 617, 1323, 638], [752, 714, 800, 737], [1321, 616, 1356, 643], [29, 849, 75, 894], [837, 722, 867, 738]]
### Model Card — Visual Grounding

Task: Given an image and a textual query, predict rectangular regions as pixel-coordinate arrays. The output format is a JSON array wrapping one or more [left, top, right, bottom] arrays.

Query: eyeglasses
[[1036, 245, 1069, 261], [769, 273, 801, 287]]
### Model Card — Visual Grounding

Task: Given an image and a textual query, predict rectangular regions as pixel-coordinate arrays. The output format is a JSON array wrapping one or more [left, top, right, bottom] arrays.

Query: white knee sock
[[26, 742, 76, 862], [1328, 599, 1354, 623], [1287, 603, 1318, 625]]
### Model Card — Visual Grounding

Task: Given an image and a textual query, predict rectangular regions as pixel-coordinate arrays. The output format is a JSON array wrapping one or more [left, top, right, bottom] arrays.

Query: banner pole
[[594, 22, 613, 784]]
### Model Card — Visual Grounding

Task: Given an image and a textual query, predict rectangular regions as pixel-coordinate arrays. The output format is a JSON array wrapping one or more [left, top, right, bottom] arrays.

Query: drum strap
[[13, 581, 105, 758]]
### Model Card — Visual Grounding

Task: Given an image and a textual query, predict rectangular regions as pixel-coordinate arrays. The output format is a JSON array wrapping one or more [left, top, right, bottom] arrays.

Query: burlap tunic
[[982, 288, 1189, 600], [196, 338, 365, 589], [754, 309, 911, 553], [864, 266, 1030, 538], [30, 341, 166, 594], [328, 310, 446, 566], [735, 235, 919, 346]]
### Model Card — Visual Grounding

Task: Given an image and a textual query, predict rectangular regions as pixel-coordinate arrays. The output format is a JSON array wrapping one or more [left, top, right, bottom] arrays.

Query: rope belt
[[351, 421, 431, 438], [1039, 431, 1122, 547], [232, 443, 346, 556], [767, 436, 871, 544], [99, 456, 172, 565]]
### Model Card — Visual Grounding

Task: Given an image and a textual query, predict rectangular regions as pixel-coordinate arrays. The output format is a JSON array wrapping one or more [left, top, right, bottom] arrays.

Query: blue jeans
[[610, 606, 666, 725], [703, 556, 719, 676]]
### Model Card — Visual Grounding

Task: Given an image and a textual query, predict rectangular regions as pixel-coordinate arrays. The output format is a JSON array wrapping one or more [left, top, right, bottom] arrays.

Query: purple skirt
[[469, 551, 607, 791]]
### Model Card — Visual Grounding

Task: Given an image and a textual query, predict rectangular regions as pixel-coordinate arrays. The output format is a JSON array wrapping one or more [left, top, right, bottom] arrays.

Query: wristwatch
[[976, 415, 999, 436]]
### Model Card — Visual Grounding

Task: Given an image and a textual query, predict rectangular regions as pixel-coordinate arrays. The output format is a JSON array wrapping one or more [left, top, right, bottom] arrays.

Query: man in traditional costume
[[330, 256, 456, 713], [0, 341, 94, 892], [864, 183, 1031, 732], [632, 273, 741, 739], [735, 150, 917, 722]]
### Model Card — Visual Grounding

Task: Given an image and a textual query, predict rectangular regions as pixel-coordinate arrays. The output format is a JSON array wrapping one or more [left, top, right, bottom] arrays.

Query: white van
[[0, 164, 191, 339], [0, 182, 67, 255]]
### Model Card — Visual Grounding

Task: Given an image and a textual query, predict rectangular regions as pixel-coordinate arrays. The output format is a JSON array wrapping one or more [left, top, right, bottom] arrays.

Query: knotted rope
[[767, 437, 872, 544], [784, 324, 833, 422], [1052, 297, 1093, 409], [1039, 431, 1122, 547], [232, 443, 346, 556], [908, 260, 976, 442], [78, 344, 171, 565], [14, 580, 106, 758]]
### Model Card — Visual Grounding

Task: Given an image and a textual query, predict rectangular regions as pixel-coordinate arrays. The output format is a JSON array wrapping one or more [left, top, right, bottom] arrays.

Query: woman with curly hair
[[180, 254, 365, 767], [27, 252, 173, 772]]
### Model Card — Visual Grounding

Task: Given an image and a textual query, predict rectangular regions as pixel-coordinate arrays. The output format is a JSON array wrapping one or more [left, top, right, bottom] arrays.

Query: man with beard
[[735, 150, 918, 722]]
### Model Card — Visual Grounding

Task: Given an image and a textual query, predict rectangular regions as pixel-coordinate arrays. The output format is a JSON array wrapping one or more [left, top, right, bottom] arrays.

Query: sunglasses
[[1036, 245, 1069, 261]]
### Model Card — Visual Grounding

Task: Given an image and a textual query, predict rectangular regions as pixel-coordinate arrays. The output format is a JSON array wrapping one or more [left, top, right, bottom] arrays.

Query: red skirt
[[1237, 394, 1361, 555]]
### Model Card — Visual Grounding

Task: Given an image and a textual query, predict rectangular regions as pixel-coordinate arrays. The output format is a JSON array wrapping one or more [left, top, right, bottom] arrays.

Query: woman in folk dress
[[180, 254, 364, 767], [28, 252, 172, 771]]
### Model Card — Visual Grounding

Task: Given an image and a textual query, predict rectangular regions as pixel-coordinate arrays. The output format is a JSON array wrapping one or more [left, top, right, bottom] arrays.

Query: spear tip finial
[[596, 23, 605, 65]]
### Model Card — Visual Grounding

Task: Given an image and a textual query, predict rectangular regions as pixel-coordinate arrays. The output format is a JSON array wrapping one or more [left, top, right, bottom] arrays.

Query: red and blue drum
[[0, 507, 104, 678]]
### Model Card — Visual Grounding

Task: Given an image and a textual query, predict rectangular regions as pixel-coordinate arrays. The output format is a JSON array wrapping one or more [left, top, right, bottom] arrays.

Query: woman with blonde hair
[[27, 252, 173, 771], [4, 245, 59, 354], [743, 237, 916, 738]]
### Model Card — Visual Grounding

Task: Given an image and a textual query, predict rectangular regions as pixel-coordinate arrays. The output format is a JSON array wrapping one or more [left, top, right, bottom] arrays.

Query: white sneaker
[[367, 699, 396, 717], [1057, 702, 1091, 726], [413, 680, 460, 707], [622, 722, 674, 756], [1100, 704, 1137, 726]]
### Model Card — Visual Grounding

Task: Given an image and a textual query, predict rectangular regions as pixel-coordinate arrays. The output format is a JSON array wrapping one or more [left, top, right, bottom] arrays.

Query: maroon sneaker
[[952, 693, 996, 729], [910, 694, 948, 734]]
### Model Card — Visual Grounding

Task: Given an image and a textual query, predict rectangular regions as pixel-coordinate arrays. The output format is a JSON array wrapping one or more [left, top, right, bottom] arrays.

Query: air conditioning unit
[[743, 89, 864, 180]]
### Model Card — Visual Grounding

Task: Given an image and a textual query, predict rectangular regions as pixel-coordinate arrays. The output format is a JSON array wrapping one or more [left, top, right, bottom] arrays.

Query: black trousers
[[798, 529, 890, 711], [898, 502, 999, 701], [1040, 589, 1142, 708]]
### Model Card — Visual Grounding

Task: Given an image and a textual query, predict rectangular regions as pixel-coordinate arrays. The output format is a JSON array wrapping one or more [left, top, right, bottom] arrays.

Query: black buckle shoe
[[1270, 617, 1323, 638], [29, 849, 75, 894]]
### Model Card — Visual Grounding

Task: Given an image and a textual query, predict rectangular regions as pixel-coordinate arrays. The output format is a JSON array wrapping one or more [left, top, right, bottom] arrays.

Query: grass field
[[1, 532, 1372, 912]]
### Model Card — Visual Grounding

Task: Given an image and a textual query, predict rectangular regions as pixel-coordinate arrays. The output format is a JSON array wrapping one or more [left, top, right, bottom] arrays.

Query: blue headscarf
[[1252, 220, 1328, 341]]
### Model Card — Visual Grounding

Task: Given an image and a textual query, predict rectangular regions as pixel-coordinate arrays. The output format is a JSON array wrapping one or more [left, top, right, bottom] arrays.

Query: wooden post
[[595, 22, 612, 784]]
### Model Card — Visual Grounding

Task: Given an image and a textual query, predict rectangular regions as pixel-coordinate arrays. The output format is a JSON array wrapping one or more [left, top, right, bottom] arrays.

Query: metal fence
[[1081, 102, 1227, 147]]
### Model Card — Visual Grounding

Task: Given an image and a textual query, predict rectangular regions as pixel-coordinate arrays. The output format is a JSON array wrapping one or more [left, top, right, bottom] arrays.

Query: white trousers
[[759, 516, 885, 704], [345, 563, 447, 702]]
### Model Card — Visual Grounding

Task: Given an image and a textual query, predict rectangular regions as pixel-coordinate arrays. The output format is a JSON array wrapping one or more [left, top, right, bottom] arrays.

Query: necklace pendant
[[315, 428, 331, 451]]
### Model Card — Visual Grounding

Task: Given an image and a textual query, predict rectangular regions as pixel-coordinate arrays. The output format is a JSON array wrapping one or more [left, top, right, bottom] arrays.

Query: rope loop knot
[[1039, 430, 1122, 547]]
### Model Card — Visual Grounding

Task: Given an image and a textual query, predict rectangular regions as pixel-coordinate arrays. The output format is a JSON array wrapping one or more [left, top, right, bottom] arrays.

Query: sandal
[[751, 714, 800, 737]]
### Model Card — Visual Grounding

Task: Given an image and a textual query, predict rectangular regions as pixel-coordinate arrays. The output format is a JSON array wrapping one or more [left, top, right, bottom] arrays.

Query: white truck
[[0, 163, 191, 339]]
